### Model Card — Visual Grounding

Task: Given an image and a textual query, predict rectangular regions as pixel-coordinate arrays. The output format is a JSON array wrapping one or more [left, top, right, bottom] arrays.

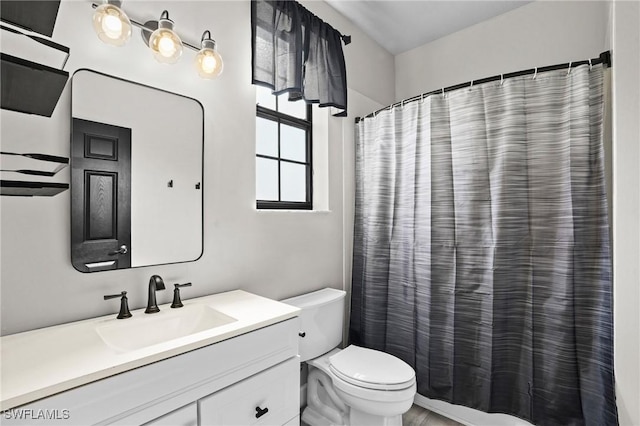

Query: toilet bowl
[[283, 288, 416, 426]]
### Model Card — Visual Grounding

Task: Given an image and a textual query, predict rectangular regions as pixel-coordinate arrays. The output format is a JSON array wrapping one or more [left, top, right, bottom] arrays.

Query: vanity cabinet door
[[198, 356, 299, 426], [143, 403, 197, 426]]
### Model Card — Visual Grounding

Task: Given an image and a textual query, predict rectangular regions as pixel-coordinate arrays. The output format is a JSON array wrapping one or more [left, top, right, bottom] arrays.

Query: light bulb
[[148, 12, 183, 64], [102, 14, 122, 39], [158, 35, 177, 57], [92, 2, 131, 46], [201, 55, 218, 73], [195, 32, 223, 79]]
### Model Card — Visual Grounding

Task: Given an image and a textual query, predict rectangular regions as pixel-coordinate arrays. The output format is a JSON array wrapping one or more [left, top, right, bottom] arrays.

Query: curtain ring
[[469, 80, 474, 90], [589, 59, 593, 71], [420, 93, 425, 103], [567, 61, 572, 75], [401, 100, 406, 109], [533, 67, 538, 80], [441, 88, 446, 99], [500, 74, 504, 86]]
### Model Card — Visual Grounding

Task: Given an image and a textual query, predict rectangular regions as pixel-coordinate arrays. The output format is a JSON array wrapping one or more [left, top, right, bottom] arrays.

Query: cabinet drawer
[[199, 357, 299, 426], [143, 403, 196, 426]]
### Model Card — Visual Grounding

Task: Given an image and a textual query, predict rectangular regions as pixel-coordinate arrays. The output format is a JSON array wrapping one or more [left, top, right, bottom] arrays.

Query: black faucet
[[104, 291, 132, 319], [171, 282, 192, 308], [145, 275, 166, 313]]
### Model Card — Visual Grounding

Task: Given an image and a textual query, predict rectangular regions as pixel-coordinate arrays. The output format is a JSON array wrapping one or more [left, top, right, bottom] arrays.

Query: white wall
[[394, 1, 639, 425], [0, 0, 395, 335], [611, 2, 640, 425], [395, 1, 610, 101]]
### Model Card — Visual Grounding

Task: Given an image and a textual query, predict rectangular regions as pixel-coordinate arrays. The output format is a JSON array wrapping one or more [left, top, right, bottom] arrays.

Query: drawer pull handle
[[299, 332, 306, 338], [255, 406, 269, 418]]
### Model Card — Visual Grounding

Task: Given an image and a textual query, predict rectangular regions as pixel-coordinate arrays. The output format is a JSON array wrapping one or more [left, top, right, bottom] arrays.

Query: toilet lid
[[329, 345, 415, 390]]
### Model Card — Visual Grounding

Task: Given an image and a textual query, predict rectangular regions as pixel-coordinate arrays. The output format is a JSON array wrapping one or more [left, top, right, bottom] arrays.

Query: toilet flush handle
[[299, 331, 306, 338]]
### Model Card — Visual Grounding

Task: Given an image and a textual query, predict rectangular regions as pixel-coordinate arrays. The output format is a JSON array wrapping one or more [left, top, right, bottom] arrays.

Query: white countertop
[[0, 290, 300, 411]]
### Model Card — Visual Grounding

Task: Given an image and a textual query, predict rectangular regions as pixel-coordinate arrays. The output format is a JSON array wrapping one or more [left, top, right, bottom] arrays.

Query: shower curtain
[[350, 64, 617, 425]]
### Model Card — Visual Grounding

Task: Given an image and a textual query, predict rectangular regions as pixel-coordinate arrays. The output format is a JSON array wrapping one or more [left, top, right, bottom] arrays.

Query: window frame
[[256, 93, 313, 210]]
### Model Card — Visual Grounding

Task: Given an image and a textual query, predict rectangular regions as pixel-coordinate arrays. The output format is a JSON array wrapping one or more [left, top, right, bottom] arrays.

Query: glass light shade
[[148, 17, 183, 64], [92, 3, 132, 46], [194, 37, 223, 79]]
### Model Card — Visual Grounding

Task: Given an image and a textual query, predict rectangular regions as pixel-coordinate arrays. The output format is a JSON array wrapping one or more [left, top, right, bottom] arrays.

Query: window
[[256, 86, 312, 210]]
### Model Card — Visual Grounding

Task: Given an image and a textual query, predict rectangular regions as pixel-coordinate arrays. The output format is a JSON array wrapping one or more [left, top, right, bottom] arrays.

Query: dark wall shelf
[[0, 0, 69, 117], [1, 180, 68, 197], [1, 152, 69, 196], [0, 1, 61, 37], [1, 53, 69, 117]]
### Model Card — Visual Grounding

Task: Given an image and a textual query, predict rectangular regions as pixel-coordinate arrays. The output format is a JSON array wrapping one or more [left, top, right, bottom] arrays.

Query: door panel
[[71, 118, 131, 272], [86, 172, 116, 240], [85, 134, 118, 160]]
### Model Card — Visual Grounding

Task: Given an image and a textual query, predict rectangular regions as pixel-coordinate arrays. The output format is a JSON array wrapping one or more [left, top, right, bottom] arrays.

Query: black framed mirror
[[71, 69, 203, 272]]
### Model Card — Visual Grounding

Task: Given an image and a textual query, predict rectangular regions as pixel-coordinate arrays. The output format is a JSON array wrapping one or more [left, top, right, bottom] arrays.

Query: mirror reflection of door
[[70, 69, 204, 272], [71, 118, 131, 272]]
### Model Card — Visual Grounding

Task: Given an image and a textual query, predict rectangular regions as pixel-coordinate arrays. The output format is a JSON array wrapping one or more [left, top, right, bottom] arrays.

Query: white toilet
[[283, 288, 416, 426]]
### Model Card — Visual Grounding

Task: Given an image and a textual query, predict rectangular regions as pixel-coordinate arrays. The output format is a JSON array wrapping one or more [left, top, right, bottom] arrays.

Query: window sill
[[255, 209, 332, 214]]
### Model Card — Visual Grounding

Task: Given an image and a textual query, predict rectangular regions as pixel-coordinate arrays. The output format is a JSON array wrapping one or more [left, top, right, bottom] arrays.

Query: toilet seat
[[331, 372, 417, 405], [330, 366, 415, 391], [328, 345, 415, 391]]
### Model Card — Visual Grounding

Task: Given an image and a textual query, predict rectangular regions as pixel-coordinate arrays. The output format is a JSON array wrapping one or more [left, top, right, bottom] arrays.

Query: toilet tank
[[282, 288, 346, 362]]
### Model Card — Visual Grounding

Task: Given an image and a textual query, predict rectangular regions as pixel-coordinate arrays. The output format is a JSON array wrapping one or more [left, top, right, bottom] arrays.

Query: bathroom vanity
[[0, 291, 301, 425]]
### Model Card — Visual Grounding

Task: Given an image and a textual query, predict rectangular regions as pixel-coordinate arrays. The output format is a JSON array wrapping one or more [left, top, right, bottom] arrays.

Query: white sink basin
[[96, 304, 237, 352], [1, 290, 300, 411]]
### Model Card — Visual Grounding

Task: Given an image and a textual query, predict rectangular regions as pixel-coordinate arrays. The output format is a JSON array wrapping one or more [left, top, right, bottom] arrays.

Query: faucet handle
[[171, 282, 192, 308], [104, 291, 132, 319]]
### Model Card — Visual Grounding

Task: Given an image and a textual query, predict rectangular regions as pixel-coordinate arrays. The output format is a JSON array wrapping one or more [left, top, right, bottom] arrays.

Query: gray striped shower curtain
[[350, 64, 617, 425]]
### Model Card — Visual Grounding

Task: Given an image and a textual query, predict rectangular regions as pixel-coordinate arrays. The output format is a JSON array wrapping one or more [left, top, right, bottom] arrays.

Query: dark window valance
[[251, 0, 348, 117]]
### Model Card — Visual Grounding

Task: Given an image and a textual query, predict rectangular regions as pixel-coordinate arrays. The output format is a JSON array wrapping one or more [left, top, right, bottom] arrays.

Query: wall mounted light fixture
[[141, 11, 183, 64], [91, 1, 223, 78], [92, 1, 131, 46], [195, 31, 223, 79]]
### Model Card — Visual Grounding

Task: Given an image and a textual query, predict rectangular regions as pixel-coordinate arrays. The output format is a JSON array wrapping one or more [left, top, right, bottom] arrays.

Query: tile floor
[[403, 404, 464, 426], [301, 404, 463, 426]]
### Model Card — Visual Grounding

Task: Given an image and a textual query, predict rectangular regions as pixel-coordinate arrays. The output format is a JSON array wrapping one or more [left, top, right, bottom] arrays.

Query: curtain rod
[[355, 50, 611, 123], [284, 0, 351, 45], [305, 4, 351, 45]]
